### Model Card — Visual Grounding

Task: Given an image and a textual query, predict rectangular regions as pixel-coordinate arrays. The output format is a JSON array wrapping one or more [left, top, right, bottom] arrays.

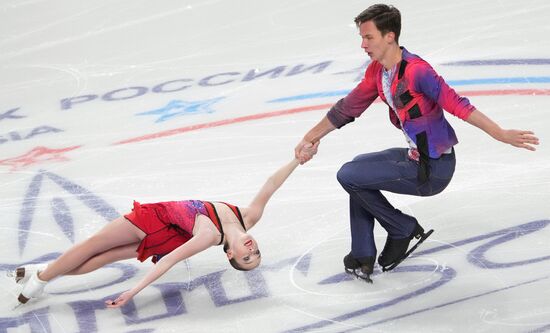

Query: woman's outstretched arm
[[244, 144, 318, 229], [105, 229, 217, 308]]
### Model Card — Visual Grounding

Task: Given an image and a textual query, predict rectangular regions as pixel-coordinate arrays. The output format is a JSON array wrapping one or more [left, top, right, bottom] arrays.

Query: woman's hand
[[105, 290, 135, 308], [295, 140, 319, 164]]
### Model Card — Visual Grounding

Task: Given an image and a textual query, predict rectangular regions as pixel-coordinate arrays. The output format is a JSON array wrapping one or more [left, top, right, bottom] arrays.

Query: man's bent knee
[[337, 162, 364, 190]]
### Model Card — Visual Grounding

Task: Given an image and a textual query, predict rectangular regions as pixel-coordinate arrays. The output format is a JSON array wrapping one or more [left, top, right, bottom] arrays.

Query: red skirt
[[125, 201, 192, 263]]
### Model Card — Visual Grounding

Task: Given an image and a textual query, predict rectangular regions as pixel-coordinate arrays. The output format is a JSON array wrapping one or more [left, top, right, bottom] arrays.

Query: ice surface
[[1, 0, 549, 332]]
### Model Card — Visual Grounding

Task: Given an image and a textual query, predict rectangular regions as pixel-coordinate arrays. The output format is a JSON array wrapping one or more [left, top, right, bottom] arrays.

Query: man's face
[[358, 20, 395, 62]]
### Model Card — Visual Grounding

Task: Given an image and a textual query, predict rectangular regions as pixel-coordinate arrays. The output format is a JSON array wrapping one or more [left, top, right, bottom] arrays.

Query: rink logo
[[290, 219, 550, 332], [0, 108, 26, 122], [0, 255, 308, 332], [17, 170, 119, 255], [1, 219, 549, 332], [55, 58, 550, 111], [0, 109, 63, 146], [136, 97, 225, 123], [0, 126, 63, 146], [59, 61, 333, 110]]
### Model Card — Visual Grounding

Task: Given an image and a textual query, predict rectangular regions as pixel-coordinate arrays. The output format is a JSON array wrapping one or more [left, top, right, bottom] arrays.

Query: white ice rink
[[1, 0, 550, 332]]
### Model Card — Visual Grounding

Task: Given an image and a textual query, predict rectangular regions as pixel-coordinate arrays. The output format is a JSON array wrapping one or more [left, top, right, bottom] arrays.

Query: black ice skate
[[378, 223, 433, 272], [343, 252, 375, 283]]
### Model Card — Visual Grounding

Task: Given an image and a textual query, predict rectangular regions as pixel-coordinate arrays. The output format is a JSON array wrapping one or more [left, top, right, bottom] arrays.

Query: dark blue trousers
[[336, 148, 456, 259]]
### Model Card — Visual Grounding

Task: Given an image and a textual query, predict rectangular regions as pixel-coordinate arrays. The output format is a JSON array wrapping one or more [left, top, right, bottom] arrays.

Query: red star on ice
[[0, 145, 82, 171]]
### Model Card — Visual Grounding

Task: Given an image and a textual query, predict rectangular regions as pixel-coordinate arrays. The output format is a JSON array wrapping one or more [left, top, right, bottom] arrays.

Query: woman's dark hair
[[354, 4, 401, 43], [223, 243, 251, 271], [229, 258, 249, 271]]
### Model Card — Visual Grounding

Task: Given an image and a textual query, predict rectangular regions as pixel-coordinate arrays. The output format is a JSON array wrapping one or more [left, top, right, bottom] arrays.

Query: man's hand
[[500, 129, 539, 151], [466, 109, 540, 151], [295, 140, 319, 164]]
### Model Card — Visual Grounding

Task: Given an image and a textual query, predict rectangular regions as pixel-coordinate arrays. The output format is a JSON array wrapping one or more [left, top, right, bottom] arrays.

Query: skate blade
[[382, 229, 434, 272], [345, 268, 373, 283], [11, 303, 23, 311]]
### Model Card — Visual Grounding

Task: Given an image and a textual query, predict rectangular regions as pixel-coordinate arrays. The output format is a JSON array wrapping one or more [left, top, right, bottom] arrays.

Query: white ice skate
[[7, 263, 48, 285], [17, 271, 47, 304]]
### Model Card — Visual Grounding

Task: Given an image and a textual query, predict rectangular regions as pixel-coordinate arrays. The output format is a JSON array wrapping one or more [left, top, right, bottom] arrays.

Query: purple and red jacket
[[327, 48, 476, 162]]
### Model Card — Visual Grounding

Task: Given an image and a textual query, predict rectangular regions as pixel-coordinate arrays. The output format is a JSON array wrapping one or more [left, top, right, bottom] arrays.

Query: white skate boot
[[18, 271, 47, 304], [8, 263, 48, 284]]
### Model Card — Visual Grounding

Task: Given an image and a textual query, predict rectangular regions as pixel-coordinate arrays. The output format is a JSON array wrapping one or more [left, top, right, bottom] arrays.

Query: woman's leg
[[39, 217, 145, 281], [64, 242, 140, 275]]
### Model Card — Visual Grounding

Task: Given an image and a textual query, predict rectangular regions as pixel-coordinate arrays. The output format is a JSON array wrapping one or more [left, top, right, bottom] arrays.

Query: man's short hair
[[354, 4, 401, 43]]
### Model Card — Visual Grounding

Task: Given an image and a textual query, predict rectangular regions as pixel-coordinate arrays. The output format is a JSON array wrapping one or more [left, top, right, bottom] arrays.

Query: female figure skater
[[14, 151, 316, 308]]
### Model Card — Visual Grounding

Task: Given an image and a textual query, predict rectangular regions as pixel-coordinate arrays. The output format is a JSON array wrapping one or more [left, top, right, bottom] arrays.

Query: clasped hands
[[295, 140, 320, 164]]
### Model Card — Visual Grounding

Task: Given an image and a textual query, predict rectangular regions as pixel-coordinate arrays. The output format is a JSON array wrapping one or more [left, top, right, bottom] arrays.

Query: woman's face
[[227, 234, 261, 270]]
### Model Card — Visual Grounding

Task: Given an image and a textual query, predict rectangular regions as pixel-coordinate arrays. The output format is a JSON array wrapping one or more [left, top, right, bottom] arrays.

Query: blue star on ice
[[136, 97, 225, 123]]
